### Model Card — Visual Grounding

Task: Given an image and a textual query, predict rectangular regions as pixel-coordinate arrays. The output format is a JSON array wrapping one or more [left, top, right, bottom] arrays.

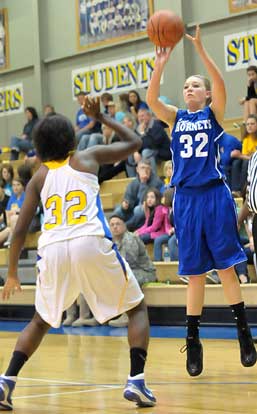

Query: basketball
[[147, 10, 184, 48]]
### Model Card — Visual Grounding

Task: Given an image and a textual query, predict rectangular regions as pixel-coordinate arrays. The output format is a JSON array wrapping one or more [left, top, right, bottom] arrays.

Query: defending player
[[146, 25, 256, 376], [0, 97, 156, 410]]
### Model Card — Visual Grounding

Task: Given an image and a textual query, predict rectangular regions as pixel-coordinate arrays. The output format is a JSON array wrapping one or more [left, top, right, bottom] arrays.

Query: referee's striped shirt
[[248, 150, 257, 213]]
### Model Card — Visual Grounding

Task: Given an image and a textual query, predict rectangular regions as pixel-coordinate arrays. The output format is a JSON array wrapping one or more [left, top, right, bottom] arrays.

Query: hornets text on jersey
[[170, 106, 225, 188]]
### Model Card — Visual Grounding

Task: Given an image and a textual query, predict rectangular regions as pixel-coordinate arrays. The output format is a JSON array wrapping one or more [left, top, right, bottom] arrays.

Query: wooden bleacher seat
[[100, 177, 133, 207], [1, 283, 257, 308], [0, 232, 41, 266]]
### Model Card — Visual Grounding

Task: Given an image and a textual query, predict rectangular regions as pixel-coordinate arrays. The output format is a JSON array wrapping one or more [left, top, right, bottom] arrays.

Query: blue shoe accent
[[123, 374, 156, 407], [0, 376, 15, 411]]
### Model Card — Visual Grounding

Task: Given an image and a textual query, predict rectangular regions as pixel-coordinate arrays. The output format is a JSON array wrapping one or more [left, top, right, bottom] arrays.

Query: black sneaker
[[238, 327, 257, 367], [180, 337, 203, 376]]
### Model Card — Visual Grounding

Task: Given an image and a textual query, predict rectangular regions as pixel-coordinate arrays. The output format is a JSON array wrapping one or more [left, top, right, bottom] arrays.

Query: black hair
[[128, 90, 144, 112], [32, 114, 76, 161], [17, 164, 33, 188], [25, 106, 39, 120]]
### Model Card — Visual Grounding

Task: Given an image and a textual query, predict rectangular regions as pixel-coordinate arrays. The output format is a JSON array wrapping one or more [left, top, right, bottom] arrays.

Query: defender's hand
[[2, 276, 22, 300], [83, 96, 101, 119]]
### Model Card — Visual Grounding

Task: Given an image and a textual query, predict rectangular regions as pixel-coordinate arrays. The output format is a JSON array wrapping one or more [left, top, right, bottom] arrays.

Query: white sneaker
[[108, 313, 129, 328], [81, 317, 99, 326], [62, 316, 76, 326]]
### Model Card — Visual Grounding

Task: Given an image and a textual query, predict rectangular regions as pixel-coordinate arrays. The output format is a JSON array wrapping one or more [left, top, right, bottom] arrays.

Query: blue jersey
[[170, 106, 225, 188]]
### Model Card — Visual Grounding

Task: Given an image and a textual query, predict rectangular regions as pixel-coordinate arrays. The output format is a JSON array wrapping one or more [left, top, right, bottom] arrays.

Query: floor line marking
[[14, 385, 122, 400]]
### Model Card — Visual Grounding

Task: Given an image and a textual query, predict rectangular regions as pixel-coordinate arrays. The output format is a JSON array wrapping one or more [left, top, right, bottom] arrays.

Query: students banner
[[71, 52, 155, 99], [224, 28, 257, 71], [0, 83, 24, 116]]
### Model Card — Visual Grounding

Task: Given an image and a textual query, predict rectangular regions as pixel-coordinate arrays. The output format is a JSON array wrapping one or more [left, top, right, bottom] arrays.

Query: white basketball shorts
[[35, 236, 143, 328]]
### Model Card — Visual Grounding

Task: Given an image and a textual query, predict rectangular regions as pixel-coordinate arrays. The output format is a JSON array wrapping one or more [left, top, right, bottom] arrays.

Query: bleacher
[[0, 119, 255, 323]]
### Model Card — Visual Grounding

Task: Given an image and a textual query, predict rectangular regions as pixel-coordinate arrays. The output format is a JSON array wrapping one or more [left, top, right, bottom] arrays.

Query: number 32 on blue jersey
[[180, 132, 208, 158]]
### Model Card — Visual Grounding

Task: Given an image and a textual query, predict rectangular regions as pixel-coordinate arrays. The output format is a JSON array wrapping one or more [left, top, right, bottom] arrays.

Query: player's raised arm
[[186, 25, 226, 124], [82, 96, 142, 165], [146, 47, 178, 127]]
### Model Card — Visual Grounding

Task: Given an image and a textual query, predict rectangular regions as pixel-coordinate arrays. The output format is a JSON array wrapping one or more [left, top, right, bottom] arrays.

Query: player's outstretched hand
[[2, 275, 22, 300], [154, 46, 173, 68], [186, 25, 203, 50], [83, 96, 101, 119]]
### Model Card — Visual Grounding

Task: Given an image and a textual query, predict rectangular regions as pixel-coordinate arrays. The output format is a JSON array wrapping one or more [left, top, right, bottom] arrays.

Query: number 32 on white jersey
[[180, 132, 208, 158]]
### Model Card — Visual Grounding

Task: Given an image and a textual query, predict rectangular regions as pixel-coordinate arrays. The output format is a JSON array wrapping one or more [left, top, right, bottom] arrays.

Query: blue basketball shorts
[[173, 182, 246, 276]]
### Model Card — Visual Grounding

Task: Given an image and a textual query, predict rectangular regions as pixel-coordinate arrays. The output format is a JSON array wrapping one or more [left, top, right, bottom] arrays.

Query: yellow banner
[[224, 29, 257, 71], [0, 83, 24, 117], [72, 52, 155, 99]]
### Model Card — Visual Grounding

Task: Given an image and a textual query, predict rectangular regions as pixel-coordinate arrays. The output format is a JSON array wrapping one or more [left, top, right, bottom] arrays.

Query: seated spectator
[[97, 125, 127, 183], [160, 160, 173, 194], [43, 104, 56, 116], [106, 100, 126, 123], [0, 180, 10, 246], [17, 164, 33, 188], [148, 188, 177, 261], [136, 188, 174, 246], [218, 132, 242, 188], [4, 178, 25, 246], [123, 114, 141, 177], [100, 92, 113, 114], [239, 66, 257, 122], [108, 213, 156, 327], [113, 159, 163, 231], [62, 294, 92, 327], [0, 164, 14, 196], [75, 91, 100, 143], [231, 115, 257, 194], [116, 93, 131, 122], [128, 89, 149, 118], [10, 107, 39, 160], [136, 108, 171, 173]]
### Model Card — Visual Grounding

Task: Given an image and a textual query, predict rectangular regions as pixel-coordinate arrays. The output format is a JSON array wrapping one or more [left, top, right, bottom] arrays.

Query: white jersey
[[38, 158, 111, 249]]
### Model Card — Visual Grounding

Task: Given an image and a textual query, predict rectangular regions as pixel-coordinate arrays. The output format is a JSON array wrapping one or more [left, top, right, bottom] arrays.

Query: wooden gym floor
[[0, 323, 257, 413]]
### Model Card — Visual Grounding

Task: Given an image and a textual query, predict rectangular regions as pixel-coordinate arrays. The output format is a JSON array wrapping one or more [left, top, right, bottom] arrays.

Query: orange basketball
[[147, 10, 184, 48]]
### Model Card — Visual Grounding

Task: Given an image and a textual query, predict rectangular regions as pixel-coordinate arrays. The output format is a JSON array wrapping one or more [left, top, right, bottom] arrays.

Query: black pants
[[253, 214, 257, 253]]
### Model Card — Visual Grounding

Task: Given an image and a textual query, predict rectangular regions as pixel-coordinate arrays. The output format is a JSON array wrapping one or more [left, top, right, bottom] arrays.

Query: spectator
[[62, 294, 92, 327], [0, 180, 10, 246], [108, 213, 156, 327], [136, 188, 174, 246], [218, 133, 242, 188], [149, 188, 177, 261], [239, 65, 257, 122], [75, 91, 100, 143], [231, 115, 257, 194], [43, 104, 56, 116], [136, 108, 171, 173], [160, 160, 173, 194], [113, 159, 163, 231], [4, 178, 25, 246], [97, 124, 127, 183], [10, 107, 39, 160], [100, 92, 113, 114], [17, 164, 33, 188], [0, 164, 14, 196], [116, 93, 131, 122], [123, 114, 141, 177], [128, 90, 149, 118]]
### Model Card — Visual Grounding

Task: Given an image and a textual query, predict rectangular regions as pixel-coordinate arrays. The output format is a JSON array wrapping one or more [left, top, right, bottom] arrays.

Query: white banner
[[0, 83, 24, 117], [71, 52, 155, 99], [224, 28, 257, 71]]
